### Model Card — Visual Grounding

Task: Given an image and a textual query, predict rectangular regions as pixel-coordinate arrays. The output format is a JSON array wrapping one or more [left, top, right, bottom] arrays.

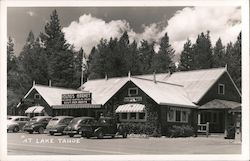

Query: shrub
[[167, 125, 194, 137]]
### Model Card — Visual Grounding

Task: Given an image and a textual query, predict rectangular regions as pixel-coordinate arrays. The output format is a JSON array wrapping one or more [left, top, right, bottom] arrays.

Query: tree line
[[7, 10, 241, 114]]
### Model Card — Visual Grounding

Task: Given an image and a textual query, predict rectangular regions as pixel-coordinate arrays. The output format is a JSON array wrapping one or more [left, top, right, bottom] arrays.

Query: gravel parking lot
[[7, 132, 241, 155]]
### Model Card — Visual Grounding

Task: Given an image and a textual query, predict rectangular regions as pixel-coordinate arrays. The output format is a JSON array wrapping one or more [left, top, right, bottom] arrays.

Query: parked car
[[46, 116, 74, 135], [7, 116, 30, 132], [63, 117, 95, 137], [78, 117, 127, 139], [23, 116, 52, 134]]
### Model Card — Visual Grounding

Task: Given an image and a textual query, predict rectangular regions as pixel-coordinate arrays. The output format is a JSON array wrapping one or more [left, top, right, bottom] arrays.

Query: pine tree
[[212, 38, 226, 67], [138, 40, 155, 74], [40, 9, 75, 88], [179, 39, 194, 71], [151, 32, 175, 73], [7, 36, 17, 72], [193, 31, 213, 69]]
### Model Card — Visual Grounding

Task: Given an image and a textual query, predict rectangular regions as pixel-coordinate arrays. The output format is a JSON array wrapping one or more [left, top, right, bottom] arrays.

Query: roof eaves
[[225, 70, 242, 97], [159, 102, 198, 108]]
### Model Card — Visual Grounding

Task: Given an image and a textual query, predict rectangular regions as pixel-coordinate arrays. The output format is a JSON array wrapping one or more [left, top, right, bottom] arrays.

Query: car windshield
[[30, 118, 38, 122], [68, 118, 81, 126]]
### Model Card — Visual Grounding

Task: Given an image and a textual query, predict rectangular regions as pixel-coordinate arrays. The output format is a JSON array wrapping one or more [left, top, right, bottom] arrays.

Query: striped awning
[[25, 106, 44, 113], [52, 104, 101, 109], [115, 104, 145, 113]]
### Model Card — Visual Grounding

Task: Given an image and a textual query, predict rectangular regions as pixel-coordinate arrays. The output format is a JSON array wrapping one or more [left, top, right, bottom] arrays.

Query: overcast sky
[[8, 6, 241, 56]]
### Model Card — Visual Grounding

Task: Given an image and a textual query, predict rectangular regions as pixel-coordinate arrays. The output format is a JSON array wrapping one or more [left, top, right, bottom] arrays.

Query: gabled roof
[[17, 85, 83, 107], [80, 77, 197, 108], [166, 68, 228, 103], [80, 77, 129, 105]]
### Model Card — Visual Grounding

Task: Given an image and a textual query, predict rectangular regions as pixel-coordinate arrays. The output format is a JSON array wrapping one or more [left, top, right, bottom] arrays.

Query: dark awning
[[52, 104, 101, 109], [199, 99, 241, 110]]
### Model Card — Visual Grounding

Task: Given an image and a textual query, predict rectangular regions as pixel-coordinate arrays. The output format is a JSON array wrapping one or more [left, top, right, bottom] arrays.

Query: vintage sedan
[[80, 117, 127, 139], [46, 116, 74, 135], [63, 117, 95, 137], [7, 116, 30, 132], [23, 116, 52, 134]]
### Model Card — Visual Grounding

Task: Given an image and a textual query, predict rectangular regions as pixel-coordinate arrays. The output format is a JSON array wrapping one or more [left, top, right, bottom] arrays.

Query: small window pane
[[121, 113, 127, 120], [130, 113, 136, 120], [168, 109, 175, 121], [176, 111, 181, 122], [128, 88, 138, 96], [139, 113, 145, 120]]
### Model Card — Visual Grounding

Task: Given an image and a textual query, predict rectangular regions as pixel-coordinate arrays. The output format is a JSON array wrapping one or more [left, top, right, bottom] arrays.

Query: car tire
[[28, 131, 33, 134], [69, 134, 74, 137], [49, 132, 54, 135], [38, 127, 45, 134], [13, 126, 19, 133], [97, 131, 103, 139], [122, 132, 127, 138]]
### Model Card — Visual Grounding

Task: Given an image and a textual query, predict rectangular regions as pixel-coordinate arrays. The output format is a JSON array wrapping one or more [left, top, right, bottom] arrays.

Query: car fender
[[94, 127, 103, 135]]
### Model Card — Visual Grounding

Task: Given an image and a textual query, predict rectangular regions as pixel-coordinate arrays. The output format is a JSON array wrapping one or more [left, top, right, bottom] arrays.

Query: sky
[[7, 6, 241, 57]]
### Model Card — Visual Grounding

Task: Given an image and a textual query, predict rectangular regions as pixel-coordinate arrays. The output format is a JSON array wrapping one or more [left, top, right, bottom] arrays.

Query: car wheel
[[69, 134, 74, 137], [97, 131, 103, 139], [38, 127, 45, 134], [28, 131, 33, 134], [122, 132, 127, 138], [49, 132, 54, 135], [13, 126, 19, 133]]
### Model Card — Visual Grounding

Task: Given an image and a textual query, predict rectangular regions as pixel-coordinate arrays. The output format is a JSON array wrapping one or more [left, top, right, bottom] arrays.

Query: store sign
[[124, 96, 142, 102], [62, 93, 91, 104]]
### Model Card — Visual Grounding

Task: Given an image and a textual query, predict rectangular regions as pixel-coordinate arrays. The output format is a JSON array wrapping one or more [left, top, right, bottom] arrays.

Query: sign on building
[[62, 93, 92, 104]]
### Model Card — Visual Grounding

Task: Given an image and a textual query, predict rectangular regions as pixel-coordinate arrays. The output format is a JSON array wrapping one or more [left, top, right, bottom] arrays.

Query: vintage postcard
[[0, 0, 249, 161]]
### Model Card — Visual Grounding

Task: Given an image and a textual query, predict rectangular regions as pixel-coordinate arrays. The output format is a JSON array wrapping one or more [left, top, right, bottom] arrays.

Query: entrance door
[[200, 110, 224, 133]]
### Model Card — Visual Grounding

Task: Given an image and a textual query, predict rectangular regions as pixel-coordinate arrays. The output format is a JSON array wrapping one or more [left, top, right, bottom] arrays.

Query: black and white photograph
[[0, 0, 249, 160]]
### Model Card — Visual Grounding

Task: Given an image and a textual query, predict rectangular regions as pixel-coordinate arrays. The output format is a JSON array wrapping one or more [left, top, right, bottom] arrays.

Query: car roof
[[73, 117, 94, 120], [8, 116, 29, 118], [52, 116, 74, 119]]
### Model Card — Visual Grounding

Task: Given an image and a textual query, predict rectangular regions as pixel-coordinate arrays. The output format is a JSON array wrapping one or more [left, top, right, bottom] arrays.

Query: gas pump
[[234, 113, 241, 142]]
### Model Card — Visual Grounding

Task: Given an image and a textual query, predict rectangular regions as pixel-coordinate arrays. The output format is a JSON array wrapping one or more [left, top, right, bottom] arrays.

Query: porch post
[[198, 112, 201, 125], [224, 110, 228, 136]]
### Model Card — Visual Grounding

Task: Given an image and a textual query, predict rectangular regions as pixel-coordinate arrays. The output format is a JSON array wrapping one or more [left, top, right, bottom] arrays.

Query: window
[[218, 84, 225, 95], [139, 113, 145, 120], [130, 113, 137, 120], [119, 112, 146, 122], [121, 113, 128, 120], [34, 94, 41, 99], [167, 107, 190, 123], [176, 111, 181, 122], [128, 88, 138, 96]]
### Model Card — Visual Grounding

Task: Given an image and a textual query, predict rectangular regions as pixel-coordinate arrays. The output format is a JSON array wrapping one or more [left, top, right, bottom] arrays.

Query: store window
[[128, 88, 138, 96], [167, 107, 190, 123], [119, 112, 146, 122], [218, 84, 225, 95]]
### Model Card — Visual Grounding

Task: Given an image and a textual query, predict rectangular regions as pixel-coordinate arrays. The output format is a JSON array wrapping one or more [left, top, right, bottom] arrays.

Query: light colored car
[[7, 116, 30, 132], [46, 116, 74, 135]]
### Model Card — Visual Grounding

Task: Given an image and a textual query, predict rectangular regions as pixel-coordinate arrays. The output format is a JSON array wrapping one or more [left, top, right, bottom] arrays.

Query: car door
[[19, 118, 27, 129]]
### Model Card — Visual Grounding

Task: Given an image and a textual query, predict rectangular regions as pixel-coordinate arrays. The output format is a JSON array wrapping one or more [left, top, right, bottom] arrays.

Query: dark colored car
[[63, 117, 95, 137], [23, 116, 52, 134], [46, 116, 74, 135], [80, 117, 127, 139]]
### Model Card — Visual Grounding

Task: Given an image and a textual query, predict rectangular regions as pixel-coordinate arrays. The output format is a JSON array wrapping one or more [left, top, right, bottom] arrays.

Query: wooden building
[[17, 67, 241, 135]]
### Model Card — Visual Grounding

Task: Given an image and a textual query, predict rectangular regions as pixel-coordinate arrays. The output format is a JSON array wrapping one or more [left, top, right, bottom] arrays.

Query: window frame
[[167, 107, 190, 123], [34, 93, 41, 100], [218, 83, 225, 95], [119, 112, 146, 122], [128, 88, 138, 96]]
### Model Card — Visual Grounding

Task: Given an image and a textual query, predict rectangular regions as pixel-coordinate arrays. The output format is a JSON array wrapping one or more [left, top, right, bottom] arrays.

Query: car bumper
[[63, 130, 78, 134]]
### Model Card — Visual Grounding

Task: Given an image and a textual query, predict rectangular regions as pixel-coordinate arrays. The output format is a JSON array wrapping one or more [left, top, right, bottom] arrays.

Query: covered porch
[[198, 99, 241, 134]]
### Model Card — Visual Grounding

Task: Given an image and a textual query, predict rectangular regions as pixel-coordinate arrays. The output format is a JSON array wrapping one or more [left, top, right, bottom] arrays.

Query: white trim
[[128, 87, 138, 96], [218, 83, 225, 95], [225, 70, 242, 97]]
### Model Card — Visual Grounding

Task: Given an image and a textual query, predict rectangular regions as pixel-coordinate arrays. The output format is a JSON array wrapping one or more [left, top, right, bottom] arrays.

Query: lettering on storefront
[[124, 96, 142, 103], [62, 93, 91, 104]]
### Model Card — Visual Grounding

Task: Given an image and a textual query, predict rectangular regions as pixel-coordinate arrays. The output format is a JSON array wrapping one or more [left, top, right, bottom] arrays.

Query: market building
[[16, 67, 241, 136]]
